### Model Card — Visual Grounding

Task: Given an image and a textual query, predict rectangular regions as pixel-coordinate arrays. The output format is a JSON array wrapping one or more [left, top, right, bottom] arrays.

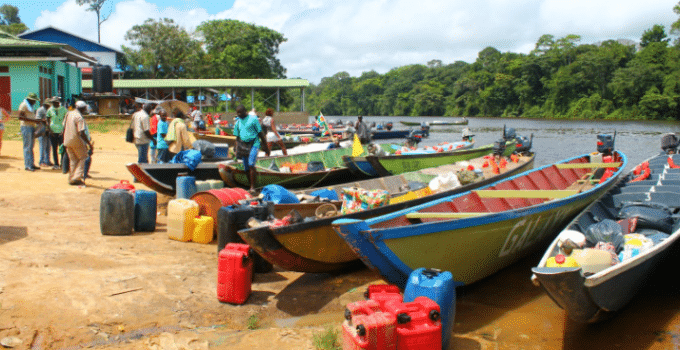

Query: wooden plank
[[405, 212, 487, 219], [473, 189, 579, 198], [555, 162, 621, 169]]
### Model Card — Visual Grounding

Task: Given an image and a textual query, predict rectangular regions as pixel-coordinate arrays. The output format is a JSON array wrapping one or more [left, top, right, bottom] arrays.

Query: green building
[[0, 31, 96, 111]]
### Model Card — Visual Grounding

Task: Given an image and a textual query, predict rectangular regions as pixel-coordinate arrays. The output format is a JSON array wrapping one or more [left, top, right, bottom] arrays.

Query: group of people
[[15, 92, 94, 185], [130, 102, 193, 165]]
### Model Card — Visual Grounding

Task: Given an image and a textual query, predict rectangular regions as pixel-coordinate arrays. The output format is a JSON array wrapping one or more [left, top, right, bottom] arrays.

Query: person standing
[[0, 107, 8, 157], [191, 106, 203, 130], [131, 103, 155, 163], [166, 110, 193, 160], [46, 97, 67, 169], [62, 101, 93, 185], [36, 99, 52, 167], [148, 107, 159, 163], [233, 105, 269, 193], [355, 115, 370, 145], [262, 108, 287, 155], [18, 92, 44, 171], [155, 108, 170, 163]]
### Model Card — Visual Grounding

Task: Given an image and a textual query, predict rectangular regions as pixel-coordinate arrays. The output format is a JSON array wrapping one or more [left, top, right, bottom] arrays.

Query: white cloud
[[35, 0, 680, 83]]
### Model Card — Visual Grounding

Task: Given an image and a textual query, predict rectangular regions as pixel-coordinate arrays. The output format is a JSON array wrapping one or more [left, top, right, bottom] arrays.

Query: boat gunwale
[[361, 151, 628, 241]]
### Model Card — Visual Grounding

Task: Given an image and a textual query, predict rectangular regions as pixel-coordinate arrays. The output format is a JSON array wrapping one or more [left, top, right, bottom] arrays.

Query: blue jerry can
[[404, 268, 457, 350]]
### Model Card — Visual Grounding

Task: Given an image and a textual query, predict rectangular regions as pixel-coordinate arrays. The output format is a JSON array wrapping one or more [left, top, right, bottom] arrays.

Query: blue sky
[[7, 0, 680, 84]]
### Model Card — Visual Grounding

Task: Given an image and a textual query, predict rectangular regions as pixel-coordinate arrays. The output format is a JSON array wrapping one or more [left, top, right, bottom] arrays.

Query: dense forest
[[305, 26, 680, 120]]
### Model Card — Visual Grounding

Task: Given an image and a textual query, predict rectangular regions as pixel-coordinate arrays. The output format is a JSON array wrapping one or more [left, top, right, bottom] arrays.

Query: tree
[[640, 24, 669, 47], [0, 5, 27, 35], [197, 19, 286, 80], [122, 18, 200, 79], [76, 0, 109, 43]]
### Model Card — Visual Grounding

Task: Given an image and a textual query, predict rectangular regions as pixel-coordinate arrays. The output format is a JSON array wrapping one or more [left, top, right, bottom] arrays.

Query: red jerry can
[[345, 299, 381, 325], [217, 243, 253, 304], [383, 297, 442, 350], [342, 312, 397, 350], [365, 284, 402, 309]]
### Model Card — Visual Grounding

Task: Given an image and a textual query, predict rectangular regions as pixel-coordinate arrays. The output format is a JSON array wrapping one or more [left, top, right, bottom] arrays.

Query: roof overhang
[[82, 79, 310, 90]]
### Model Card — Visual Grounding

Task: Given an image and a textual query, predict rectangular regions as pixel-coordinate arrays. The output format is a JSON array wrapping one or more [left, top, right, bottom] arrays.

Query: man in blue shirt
[[155, 108, 170, 163], [233, 105, 269, 193]]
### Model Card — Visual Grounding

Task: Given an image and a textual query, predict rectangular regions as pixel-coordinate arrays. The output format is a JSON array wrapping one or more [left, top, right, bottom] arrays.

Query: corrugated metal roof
[[0, 31, 97, 64], [82, 78, 309, 89]]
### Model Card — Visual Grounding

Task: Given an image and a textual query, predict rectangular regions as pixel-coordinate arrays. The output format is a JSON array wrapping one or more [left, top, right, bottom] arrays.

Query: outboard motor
[[503, 125, 516, 141], [420, 124, 430, 138], [597, 132, 616, 155], [406, 129, 423, 145], [385, 122, 393, 131], [462, 127, 474, 142], [492, 138, 506, 157], [661, 133, 679, 154], [515, 134, 533, 154]]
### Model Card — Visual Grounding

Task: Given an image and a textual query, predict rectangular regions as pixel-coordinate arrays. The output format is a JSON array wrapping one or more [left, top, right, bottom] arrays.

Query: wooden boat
[[344, 140, 514, 177], [127, 162, 225, 196], [531, 153, 680, 323], [218, 146, 374, 190], [193, 131, 348, 151], [371, 129, 411, 139], [400, 118, 468, 126], [238, 151, 536, 273], [332, 150, 627, 288]]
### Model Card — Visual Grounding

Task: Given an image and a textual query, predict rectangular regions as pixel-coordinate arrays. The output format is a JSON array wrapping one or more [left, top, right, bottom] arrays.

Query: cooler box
[[217, 243, 253, 304], [404, 268, 455, 350], [342, 312, 397, 350], [382, 297, 442, 350], [167, 199, 199, 242], [365, 284, 403, 309], [193, 215, 214, 244]]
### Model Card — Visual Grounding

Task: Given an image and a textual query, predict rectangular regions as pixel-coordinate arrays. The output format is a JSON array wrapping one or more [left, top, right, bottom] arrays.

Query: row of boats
[[127, 127, 680, 325]]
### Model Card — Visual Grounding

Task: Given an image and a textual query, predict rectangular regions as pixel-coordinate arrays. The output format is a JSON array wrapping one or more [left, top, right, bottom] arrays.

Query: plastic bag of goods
[[619, 233, 654, 261], [261, 184, 300, 204], [584, 219, 625, 252], [428, 172, 461, 193], [341, 188, 390, 214]]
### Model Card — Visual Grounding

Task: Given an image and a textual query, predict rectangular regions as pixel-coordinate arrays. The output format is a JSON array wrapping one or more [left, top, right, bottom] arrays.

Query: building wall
[[0, 61, 82, 110]]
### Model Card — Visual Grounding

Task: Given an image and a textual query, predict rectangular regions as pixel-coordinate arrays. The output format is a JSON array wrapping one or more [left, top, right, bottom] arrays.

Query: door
[[0, 76, 10, 111]]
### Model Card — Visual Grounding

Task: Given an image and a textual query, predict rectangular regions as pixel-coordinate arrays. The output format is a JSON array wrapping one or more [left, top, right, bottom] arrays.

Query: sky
[[8, 0, 680, 84]]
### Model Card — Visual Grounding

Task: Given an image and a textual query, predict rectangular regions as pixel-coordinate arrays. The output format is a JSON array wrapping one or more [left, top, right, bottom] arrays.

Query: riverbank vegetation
[[114, 4, 680, 120]]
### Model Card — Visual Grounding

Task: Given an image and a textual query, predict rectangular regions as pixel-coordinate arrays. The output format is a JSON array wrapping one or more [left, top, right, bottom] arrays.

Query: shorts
[[241, 142, 260, 172], [266, 131, 280, 143]]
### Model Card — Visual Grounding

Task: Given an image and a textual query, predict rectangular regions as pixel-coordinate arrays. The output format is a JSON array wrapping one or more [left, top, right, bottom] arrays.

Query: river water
[[325, 116, 680, 349]]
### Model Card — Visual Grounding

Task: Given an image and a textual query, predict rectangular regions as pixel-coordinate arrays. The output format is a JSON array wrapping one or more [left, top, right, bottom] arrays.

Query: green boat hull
[[366, 141, 516, 176]]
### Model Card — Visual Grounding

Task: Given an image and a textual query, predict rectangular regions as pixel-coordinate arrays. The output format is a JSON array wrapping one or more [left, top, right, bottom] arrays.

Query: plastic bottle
[[546, 254, 579, 268]]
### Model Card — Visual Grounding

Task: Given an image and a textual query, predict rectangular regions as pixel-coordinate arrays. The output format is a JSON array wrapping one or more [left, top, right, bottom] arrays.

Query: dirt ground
[[4, 125, 680, 350]]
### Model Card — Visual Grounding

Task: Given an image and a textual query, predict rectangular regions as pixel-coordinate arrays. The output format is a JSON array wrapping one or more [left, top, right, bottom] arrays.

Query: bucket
[[134, 190, 157, 232], [191, 188, 251, 235], [167, 198, 199, 241], [176, 176, 197, 199], [100, 189, 134, 236]]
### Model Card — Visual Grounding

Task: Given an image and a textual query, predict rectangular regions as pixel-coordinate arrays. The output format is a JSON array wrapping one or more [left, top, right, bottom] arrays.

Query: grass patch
[[313, 325, 341, 350], [246, 314, 260, 330]]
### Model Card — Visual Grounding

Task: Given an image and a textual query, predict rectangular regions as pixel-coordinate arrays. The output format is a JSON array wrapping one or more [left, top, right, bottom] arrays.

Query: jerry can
[[217, 243, 253, 304], [176, 175, 197, 199], [404, 268, 455, 350], [365, 284, 403, 310], [100, 189, 134, 236], [195, 180, 212, 193], [342, 312, 397, 350], [345, 299, 381, 325], [382, 297, 442, 350], [193, 215, 214, 244], [134, 189, 157, 232], [546, 254, 580, 268], [167, 198, 199, 242]]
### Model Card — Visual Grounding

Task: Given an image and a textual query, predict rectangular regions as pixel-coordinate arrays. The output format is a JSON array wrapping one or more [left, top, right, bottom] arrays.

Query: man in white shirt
[[131, 102, 156, 163]]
